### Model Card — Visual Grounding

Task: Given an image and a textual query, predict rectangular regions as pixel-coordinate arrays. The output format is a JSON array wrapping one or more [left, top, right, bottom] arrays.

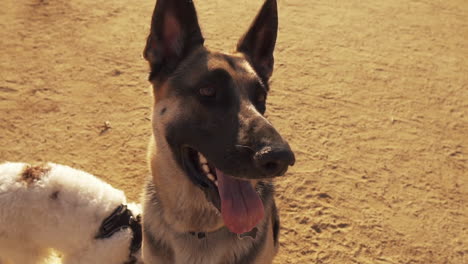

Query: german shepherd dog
[[142, 0, 295, 263]]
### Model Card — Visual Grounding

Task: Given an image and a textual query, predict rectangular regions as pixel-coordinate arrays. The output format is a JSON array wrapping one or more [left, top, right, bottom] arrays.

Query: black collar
[[188, 231, 206, 239], [188, 227, 258, 240], [96, 204, 142, 255]]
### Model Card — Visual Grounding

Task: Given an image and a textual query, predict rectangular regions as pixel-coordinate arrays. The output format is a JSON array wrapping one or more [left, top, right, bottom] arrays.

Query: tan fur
[[254, 221, 276, 264], [152, 81, 170, 104]]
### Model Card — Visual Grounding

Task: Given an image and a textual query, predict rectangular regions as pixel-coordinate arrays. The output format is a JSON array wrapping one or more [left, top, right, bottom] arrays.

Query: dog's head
[[144, 0, 294, 234]]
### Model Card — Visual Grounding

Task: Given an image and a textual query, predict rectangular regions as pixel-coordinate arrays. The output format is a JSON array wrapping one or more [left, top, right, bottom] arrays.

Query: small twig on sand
[[99, 121, 112, 135]]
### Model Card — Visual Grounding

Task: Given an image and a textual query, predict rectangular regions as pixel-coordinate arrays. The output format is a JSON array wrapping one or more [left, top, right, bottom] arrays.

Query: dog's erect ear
[[144, 0, 204, 81], [237, 0, 278, 82]]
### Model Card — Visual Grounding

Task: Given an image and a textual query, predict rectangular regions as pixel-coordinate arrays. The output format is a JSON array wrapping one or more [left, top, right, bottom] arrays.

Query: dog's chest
[[170, 231, 255, 264]]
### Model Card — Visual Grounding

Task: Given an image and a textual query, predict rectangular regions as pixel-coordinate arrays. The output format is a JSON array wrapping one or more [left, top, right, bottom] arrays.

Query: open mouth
[[182, 146, 265, 234], [182, 147, 219, 197]]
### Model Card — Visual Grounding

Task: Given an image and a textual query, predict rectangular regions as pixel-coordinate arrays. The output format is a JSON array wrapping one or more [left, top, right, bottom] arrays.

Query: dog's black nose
[[254, 145, 295, 177]]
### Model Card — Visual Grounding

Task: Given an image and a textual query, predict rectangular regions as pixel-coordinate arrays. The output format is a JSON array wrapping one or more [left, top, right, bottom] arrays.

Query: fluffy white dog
[[0, 162, 142, 264]]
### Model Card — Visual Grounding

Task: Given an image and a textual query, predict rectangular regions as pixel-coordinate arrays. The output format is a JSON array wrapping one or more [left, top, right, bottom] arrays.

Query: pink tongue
[[215, 168, 264, 234]]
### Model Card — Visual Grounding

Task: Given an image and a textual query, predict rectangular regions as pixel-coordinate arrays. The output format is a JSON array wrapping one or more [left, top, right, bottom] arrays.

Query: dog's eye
[[199, 86, 216, 97]]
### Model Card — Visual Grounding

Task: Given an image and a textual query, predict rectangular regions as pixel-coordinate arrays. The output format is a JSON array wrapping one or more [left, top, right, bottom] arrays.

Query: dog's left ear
[[237, 0, 278, 82], [144, 0, 204, 81]]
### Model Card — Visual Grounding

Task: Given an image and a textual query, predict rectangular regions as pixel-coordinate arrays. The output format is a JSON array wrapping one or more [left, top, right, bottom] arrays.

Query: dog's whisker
[[235, 144, 255, 153]]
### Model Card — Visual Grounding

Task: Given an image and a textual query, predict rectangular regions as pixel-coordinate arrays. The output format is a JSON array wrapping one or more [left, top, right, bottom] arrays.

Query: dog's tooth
[[198, 153, 208, 164], [207, 173, 215, 181], [202, 164, 210, 173], [214, 180, 218, 186]]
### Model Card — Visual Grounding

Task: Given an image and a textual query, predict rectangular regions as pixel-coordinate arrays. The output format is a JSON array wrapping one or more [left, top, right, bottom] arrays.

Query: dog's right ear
[[144, 0, 204, 81], [237, 0, 278, 83]]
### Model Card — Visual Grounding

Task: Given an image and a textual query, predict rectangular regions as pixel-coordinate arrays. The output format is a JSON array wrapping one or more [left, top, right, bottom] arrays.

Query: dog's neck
[[143, 180, 275, 264]]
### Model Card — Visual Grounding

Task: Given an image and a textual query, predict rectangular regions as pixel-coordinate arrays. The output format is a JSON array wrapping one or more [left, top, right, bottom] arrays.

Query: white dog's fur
[[0, 162, 142, 264]]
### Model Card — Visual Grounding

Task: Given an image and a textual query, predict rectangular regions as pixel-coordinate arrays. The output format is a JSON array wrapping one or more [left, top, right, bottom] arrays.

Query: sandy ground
[[1, 0, 467, 263]]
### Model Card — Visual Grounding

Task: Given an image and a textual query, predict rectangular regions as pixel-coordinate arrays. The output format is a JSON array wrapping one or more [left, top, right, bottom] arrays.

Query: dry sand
[[0, 0, 467, 263]]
